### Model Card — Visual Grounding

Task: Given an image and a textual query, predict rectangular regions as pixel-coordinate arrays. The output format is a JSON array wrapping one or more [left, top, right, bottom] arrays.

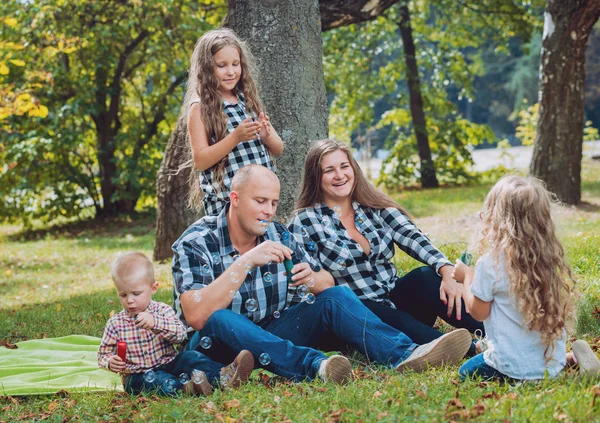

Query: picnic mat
[[0, 335, 123, 396]]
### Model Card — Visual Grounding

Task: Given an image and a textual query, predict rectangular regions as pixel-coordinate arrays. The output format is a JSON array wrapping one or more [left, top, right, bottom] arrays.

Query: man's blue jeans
[[187, 286, 417, 381], [123, 350, 222, 395]]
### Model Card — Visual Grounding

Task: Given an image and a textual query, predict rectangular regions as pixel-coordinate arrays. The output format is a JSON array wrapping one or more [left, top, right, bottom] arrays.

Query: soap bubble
[[335, 259, 347, 270], [178, 373, 190, 385], [332, 206, 342, 217], [307, 241, 316, 251], [191, 370, 204, 384], [273, 310, 281, 319], [264, 272, 273, 283], [193, 290, 203, 303], [201, 264, 211, 276], [200, 336, 212, 349], [211, 252, 221, 265], [259, 353, 271, 366], [297, 285, 309, 298], [143, 370, 156, 383], [305, 293, 316, 304], [229, 271, 240, 284], [307, 278, 315, 288], [245, 298, 258, 312]]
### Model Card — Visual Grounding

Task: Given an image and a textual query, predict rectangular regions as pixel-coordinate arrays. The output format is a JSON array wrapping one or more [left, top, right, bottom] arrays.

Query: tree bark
[[530, 0, 600, 205], [398, 3, 438, 188], [319, 0, 399, 30], [154, 115, 201, 261]]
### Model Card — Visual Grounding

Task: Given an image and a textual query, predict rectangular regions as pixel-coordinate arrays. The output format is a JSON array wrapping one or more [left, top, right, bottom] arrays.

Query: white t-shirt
[[471, 253, 566, 380]]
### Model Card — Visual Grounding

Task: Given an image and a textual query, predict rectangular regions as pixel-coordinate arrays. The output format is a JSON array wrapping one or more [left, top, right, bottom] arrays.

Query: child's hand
[[135, 311, 155, 329], [108, 355, 126, 373], [258, 113, 273, 139], [233, 117, 261, 142], [452, 259, 474, 283]]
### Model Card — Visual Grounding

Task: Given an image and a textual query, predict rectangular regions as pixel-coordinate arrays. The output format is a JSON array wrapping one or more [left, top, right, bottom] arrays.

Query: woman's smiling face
[[320, 149, 355, 204]]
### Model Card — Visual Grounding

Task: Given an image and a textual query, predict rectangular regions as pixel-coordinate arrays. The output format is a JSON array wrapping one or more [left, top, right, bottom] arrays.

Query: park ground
[[1, 157, 600, 422]]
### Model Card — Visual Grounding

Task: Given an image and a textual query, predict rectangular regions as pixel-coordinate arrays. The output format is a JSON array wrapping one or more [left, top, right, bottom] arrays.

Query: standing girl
[[454, 175, 576, 380], [185, 28, 283, 216]]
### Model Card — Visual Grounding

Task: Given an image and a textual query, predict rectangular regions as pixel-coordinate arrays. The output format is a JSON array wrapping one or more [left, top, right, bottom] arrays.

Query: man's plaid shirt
[[171, 205, 322, 329], [289, 202, 451, 308], [97, 300, 187, 374], [192, 94, 276, 216]]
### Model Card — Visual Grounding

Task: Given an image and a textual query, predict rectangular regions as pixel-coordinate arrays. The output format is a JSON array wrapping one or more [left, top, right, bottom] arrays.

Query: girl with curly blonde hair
[[185, 28, 283, 215], [453, 175, 581, 380]]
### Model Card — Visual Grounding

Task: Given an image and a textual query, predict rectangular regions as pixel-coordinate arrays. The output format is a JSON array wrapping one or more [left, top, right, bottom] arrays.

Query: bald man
[[172, 165, 472, 385]]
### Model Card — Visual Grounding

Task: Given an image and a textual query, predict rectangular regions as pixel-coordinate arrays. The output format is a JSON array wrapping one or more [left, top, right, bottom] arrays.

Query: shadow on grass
[[6, 212, 157, 243]]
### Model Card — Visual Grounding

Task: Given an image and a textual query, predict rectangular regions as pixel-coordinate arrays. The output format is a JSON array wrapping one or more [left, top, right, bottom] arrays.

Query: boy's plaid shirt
[[289, 202, 451, 308], [171, 205, 322, 329], [194, 94, 276, 216], [97, 300, 187, 374]]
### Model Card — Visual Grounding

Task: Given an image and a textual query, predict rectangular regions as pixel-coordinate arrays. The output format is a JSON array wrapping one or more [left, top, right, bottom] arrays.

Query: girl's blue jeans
[[123, 350, 222, 395], [459, 353, 511, 381], [187, 286, 418, 381]]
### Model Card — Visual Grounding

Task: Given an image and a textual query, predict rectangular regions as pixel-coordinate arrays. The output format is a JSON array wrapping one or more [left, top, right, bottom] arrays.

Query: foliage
[[0, 0, 225, 225], [516, 101, 600, 146], [2, 160, 600, 421], [323, 0, 545, 187]]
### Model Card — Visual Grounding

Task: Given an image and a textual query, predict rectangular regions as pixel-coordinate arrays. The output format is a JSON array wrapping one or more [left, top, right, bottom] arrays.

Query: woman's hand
[[439, 265, 467, 320]]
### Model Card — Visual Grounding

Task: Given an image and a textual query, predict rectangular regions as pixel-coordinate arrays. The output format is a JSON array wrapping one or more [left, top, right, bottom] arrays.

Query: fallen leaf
[[377, 411, 388, 420], [326, 409, 344, 423], [482, 391, 500, 400], [224, 399, 240, 409], [282, 390, 293, 397], [1, 340, 18, 349], [416, 390, 427, 398], [274, 395, 281, 404], [592, 385, 600, 407], [373, 391, 383, 398]]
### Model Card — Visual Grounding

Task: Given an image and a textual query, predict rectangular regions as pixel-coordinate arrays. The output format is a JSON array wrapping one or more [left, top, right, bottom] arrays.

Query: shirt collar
[[314, 201, 361, 216], [223, 92, 245, 108], [216, 204, 236, 257]]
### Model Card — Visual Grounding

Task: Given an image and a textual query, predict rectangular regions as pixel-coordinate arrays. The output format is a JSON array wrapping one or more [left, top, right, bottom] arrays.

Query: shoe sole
[[396, 329, 472, 373], [325, 355, 353, 385], [226, 350, 255, 389], [572, 340, 600, 376], [193, 371, 214, 396]]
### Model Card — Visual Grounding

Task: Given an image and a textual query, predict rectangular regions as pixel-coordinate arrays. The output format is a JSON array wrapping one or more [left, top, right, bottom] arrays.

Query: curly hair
[[474, 175, 575, 362], [183, 28, 264, 210]]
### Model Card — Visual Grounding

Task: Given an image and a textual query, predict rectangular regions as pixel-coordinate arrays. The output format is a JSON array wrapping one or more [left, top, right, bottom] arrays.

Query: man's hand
[[108, 355, 126, 373], [244, 240, 292, 268], [135, 311, 155, 330], [289, 262, 313, 287]]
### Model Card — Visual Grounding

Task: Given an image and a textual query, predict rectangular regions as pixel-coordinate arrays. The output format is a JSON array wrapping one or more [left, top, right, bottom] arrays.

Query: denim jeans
[[459, 353, 511, 381], [188, 286, 417, 381], [123, 350, 222, 395]]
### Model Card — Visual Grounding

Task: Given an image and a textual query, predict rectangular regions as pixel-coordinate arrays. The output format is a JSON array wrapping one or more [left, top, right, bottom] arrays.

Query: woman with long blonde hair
[[185, 28, 283, 215], [453, 175, 580, 380], [290, 139, 483, 353]]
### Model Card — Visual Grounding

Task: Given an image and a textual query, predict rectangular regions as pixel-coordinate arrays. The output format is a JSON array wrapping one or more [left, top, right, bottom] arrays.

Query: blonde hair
[[183, 28, 264, 210], [111, 252, 155, 287], [296, 139, 410, 217], [474, 175, 575, 362]]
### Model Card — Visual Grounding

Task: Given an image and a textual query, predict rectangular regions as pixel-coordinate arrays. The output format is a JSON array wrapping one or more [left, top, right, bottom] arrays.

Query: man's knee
[[204, 309, 241, 329], [319, 285, 360, 304]]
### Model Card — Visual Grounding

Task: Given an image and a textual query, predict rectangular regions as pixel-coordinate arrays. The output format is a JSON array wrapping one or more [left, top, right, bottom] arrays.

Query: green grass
[[1, 160, 600, 422]]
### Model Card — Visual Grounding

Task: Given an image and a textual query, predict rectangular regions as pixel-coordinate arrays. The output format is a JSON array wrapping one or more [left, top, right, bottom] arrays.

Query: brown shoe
[[192, 370, 214, 396], [396, 329, 472, 373], [220, 350, 255, 389], [318, 355, 353, 385], [572, 340, 600, 376]]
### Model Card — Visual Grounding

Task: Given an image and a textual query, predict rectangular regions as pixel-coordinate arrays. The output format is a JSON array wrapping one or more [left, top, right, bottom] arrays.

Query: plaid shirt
[[289, 202, 452, 308], [193, 94, 276, 216], [172, 205, 322, 328], [97, 300, 187, 374]]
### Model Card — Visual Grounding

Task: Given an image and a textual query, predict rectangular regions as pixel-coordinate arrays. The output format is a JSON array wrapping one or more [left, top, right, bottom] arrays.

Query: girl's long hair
[[183, 28, 264, 210], [295, 139, 410, 217], [474, 175, 575, 362]]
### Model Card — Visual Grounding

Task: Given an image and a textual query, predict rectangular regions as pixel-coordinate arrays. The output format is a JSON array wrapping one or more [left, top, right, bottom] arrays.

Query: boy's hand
[[135, 311, 155, 329], [233, 117, 261, 142], [108, 355, 126, 373], [452, 259, 474, 283]]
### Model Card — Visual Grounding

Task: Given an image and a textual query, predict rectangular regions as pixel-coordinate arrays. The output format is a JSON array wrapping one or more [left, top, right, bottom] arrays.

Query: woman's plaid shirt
[[289, 202, 451, 308], [97, 300, 187, 374]]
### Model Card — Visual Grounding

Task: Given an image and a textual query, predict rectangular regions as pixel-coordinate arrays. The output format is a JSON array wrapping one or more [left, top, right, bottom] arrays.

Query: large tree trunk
[[530, 0, 600, 205], [154, 116, 201, 261], [398, 3, 438, 188], [227, 0, 329, 219]]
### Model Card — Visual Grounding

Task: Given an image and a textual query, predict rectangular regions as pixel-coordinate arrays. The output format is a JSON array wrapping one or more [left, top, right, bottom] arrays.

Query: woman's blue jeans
[[187, 286, 417, 381], [123, 350, 222, 395]]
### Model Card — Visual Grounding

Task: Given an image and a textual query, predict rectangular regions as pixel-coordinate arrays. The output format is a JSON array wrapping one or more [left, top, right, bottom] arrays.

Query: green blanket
[[0, 335, 123, 396]]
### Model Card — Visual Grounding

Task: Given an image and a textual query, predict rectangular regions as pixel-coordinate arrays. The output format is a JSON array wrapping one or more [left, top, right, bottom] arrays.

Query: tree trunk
[[398, 3, 438, 188], [95, 118, 119, 218], [154, 115, 201, 261], [227, 0, 329, 219], [530, 0, 600, 205]]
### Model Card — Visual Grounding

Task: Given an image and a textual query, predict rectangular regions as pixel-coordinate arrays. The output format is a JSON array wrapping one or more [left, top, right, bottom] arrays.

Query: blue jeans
[[123, 350, 222, 395], [188, 286, 417, 381], [459, 353, 510, 381]]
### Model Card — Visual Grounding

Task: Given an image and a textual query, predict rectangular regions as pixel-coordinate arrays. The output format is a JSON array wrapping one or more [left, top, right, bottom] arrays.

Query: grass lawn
[[1, 159, 600, 422]]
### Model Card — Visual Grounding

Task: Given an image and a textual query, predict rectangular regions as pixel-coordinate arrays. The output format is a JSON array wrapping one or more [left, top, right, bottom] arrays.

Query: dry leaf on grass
[[224, 399, 240, 409]]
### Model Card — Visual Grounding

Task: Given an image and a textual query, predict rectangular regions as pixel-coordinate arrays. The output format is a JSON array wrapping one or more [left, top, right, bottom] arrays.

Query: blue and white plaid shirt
[[172, 205, 322, 329], [192, 94, 275, 216], [289, 202, 452, 308]]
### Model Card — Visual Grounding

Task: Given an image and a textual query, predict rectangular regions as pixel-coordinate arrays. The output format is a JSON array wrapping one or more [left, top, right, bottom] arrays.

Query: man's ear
[[230, 190, 239, 207]]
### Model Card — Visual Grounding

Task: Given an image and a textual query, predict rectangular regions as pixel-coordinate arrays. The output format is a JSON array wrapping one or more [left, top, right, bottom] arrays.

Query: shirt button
[[144, 351, 149, 355], [260, 151, 265, 157]]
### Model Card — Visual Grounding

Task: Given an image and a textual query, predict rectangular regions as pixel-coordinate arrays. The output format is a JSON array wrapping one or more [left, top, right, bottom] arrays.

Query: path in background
[[358, 141, 600, 179]]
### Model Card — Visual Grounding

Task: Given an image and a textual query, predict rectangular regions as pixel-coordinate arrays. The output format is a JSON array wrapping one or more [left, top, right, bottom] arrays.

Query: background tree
[[0, 0, 219, 224], [530, 0, 600, 205]]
